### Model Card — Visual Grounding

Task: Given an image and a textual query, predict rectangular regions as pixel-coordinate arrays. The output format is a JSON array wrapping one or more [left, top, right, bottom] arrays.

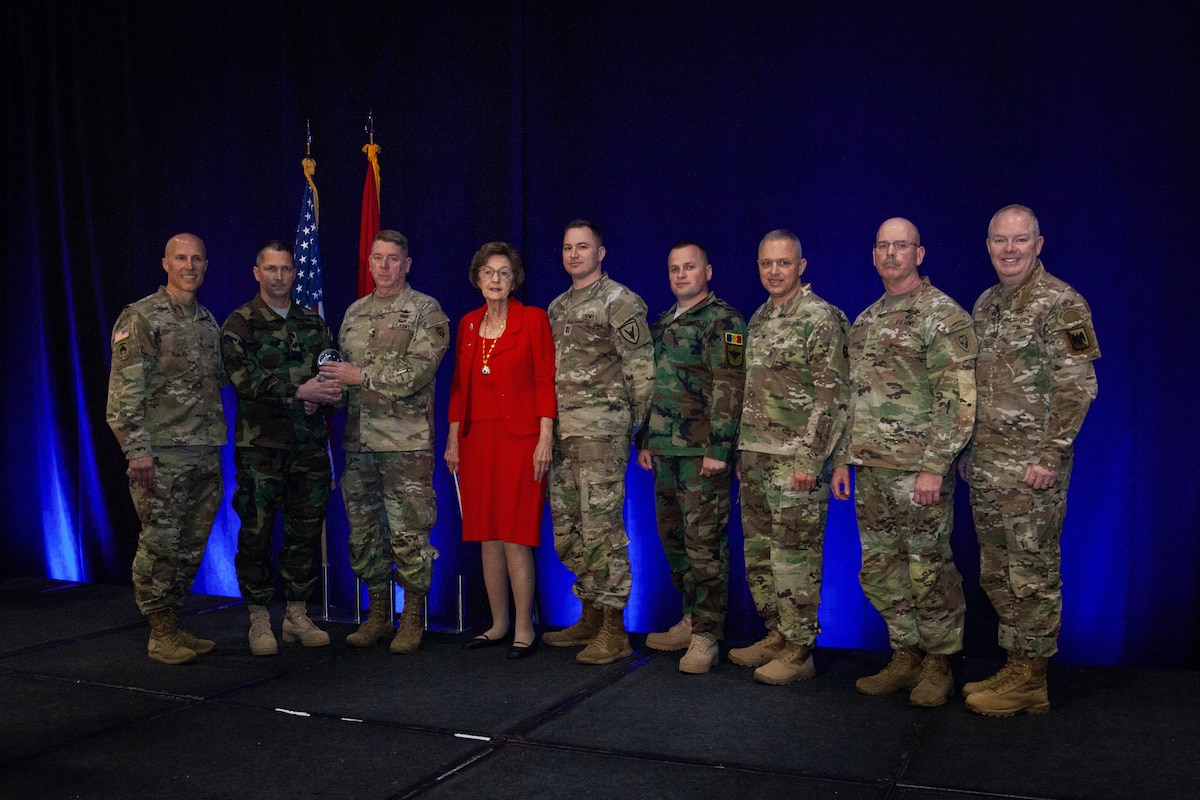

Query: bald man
[[107, 233, 227, 665], [832, 218, 977, 707]]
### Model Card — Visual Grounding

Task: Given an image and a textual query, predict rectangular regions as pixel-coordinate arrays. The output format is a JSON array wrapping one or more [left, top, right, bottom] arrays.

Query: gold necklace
[[479, 311, 506, 375]]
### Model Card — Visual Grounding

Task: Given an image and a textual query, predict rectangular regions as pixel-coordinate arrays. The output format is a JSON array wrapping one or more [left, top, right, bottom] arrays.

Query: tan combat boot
[[646, 615, 693, 651], [678, 633, 719, 674], [576, 606, 633, 664], [247, 604, 278, 656], [728, 630, 786, 667], [389, 592, 425, 654], [281, 601, 331, 647], [346, 589, 393, 647], [909, 653, 954, 707], [168, 608, 215, 655], [754, 641, 815, 685], [855, 646, 922, 695], [962, 651, 1019, 696], [966, 657, 1050, 717], [146, 610, 197, 665], [543, 603, 603, 647]]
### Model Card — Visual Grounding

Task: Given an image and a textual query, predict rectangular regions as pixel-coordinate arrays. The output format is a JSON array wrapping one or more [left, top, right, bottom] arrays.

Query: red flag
[[357, 141, 381, 298]]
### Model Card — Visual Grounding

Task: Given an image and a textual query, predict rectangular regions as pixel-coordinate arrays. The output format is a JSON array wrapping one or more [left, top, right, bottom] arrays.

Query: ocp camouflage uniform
[[222, 295, 334, 606], [966, 260, 1099, 658], [739, 284, 849, 647], [106, 286, 226, 615], [548, 272, 654, 610], [338, 286, 450, 594], [640, 292, 746, 638], [835, 277, 977, 654]]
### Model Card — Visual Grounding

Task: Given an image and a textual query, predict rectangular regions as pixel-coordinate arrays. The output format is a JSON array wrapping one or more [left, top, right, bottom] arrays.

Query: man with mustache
[[832, 218, 977, 707]]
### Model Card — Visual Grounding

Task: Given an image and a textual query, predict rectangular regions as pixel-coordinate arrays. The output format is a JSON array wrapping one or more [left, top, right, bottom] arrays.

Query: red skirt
[[458, 419, 545, 547]]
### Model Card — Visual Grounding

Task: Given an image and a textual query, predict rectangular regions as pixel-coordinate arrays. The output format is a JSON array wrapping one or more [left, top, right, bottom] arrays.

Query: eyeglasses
[[874, 240, 919, 253], [480, 268, 514, 281]]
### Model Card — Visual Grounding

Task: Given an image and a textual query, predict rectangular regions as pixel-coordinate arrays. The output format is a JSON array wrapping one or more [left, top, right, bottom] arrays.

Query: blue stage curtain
[[4, 1, 1197, 668]]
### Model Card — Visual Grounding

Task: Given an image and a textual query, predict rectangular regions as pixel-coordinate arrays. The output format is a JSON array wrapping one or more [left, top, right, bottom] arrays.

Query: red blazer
[[447, 298, 557, 437]]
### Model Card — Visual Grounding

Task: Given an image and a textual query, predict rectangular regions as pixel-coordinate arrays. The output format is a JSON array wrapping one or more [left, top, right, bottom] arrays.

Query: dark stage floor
[[1, 576, 1197, 800]]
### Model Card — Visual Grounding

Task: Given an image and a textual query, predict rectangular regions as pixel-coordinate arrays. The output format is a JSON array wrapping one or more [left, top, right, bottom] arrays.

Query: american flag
[[292, 175, 324, 316]]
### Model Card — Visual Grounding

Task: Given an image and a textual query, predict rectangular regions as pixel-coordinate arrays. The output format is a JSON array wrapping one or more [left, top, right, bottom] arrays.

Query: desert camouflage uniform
[[835, 277, 976, 654], [222, 295, 334, 605], [548, 272, 653, 610], [338, 286, 449, 593], [738, 285, 849, 647], [106, 286, 226, 615], [640, 292, 746, 638], [966, 260, 1099, 658]]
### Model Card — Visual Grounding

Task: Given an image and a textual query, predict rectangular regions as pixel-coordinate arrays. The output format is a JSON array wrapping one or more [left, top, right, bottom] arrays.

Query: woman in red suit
[[445, 242, 556, 659]]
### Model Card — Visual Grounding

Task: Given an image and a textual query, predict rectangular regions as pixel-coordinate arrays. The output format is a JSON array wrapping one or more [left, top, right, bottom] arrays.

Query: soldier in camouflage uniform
[[319, 230, 450, 654], [635, 242, 746, 674], [106, 233, 226, 665], [729, 230, 850, 686], [831, 218, 977, 707], [544, 220, 654, 665], [221, 241, 343, 656], [959, 205, 1100, 717]]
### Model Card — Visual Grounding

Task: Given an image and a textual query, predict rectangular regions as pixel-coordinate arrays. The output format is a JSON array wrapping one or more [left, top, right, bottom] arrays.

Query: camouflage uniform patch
[[835, 277, 976, 476], [549, 435, 633, 609], [129, 446, 222, 614], [855, 466, 965, 653], [339, 285, 450, 453], [342, 450, 439, 592], [739, 451, 828, 646]]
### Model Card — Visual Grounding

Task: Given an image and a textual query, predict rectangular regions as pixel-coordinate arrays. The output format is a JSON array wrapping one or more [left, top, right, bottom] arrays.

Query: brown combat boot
[[543, 603, 603, 647], [247, 604, 278, 656], [728, 630, 786, 667], [146, 610, 197, 665], [678, 633, 720, 674], [962, 651, 1019, 696], [282, 601, 331, 647], [168, 608, 215, 655], [754, 641, 815, 685], [346, 589, 393, 647], [966, 657, 1050, 717], [855, 646, 922, 695], [646, 615, 692, 651], [389, 591, 425, 654], [909, 653, 954, 707], [576, 606, 633, 664]]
